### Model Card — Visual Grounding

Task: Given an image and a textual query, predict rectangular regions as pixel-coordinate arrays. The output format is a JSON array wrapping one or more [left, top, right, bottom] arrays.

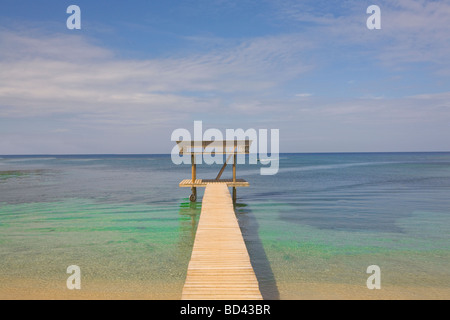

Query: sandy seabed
[[1, 278, 449, 300], [0, 277, 182, 300], [276, 282, 450, 300]]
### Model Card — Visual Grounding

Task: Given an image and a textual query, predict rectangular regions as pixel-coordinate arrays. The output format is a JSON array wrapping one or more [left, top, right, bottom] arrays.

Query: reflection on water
[[178, 200, 201, 245]]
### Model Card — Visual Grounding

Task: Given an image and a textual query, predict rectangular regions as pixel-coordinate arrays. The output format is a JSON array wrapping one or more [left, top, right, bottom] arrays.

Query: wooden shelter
[[176, 140, 251, 202]]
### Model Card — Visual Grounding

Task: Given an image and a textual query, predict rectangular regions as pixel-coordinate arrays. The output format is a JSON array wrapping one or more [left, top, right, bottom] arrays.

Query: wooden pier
[[181, 183, 262, 300]]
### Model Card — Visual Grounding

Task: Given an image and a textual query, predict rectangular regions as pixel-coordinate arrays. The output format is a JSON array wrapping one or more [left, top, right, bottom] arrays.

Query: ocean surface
[[1, 153, 449, 299]]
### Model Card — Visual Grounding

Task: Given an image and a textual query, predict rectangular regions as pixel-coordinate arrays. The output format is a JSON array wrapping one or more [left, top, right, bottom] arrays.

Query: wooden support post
[[216, 143, 236, 181], [191, 154, 196, 182], [191, 154, 197, 202], [191, 187, 197, 202], [233, 141, 237, 202], [233, 153, 236, 182], [215, 153, 232, 181]]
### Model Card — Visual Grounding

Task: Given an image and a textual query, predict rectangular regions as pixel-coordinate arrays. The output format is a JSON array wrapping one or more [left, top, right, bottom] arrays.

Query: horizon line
[[1, 151, 450, 157]]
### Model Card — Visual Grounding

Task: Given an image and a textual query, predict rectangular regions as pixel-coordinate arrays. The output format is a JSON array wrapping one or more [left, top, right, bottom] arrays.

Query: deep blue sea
[[1, 153, 449, 299]]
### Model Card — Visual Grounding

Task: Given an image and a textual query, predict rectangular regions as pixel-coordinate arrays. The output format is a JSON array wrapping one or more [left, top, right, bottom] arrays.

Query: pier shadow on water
[[234, 202, 280, 300]]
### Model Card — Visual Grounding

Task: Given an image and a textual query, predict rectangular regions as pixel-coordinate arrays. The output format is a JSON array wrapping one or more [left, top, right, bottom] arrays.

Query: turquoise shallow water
[[0, 153, 449, 298]]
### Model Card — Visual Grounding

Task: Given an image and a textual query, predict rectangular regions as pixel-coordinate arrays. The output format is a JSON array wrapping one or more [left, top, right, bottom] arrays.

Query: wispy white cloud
[[0, 29, 112, 61], [239, 92, 450, 152], [0, 29, 312, 121], [0, 27, 316, 153], [295, 93, 313, 98], [270, 0, 450, 72]]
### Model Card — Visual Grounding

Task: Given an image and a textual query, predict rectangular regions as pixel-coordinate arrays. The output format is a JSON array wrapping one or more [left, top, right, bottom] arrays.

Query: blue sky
[[1, 0, 449, 154]]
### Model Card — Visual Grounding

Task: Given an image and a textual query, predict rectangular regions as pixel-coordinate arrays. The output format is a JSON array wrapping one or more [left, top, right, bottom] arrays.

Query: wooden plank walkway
[[182, 183, 262, 300]]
